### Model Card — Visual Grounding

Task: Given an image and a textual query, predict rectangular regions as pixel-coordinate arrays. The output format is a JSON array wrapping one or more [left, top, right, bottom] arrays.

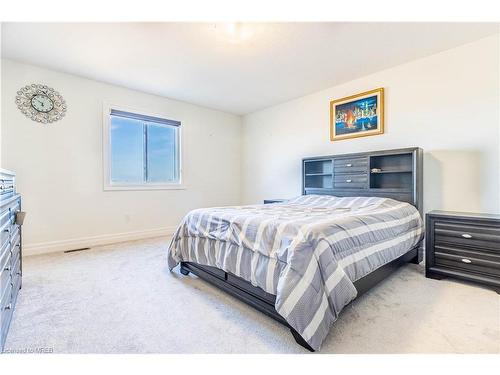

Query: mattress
[[167, 195, 423, 350]]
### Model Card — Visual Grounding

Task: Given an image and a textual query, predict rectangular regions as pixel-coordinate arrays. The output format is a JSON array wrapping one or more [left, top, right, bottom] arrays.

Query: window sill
[[104, 184, 187, 191]]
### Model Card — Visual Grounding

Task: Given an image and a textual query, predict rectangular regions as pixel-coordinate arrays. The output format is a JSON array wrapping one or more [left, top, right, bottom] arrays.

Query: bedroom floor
[[4, 237, 499, 354]]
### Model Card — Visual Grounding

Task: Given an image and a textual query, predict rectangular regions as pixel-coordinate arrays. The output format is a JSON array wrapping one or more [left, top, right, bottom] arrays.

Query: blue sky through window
[[110, 114, 179, 184], [147, 124, 177, 182]]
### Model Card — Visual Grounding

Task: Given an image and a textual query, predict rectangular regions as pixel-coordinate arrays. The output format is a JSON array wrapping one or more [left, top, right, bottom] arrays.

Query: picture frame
[[330, 88, 384, 141]]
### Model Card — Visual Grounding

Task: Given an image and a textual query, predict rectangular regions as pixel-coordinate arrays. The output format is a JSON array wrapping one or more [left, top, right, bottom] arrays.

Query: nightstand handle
[[461, 233, 472, 239], [346, 163, 352, 167], [461, 258, 472, 264]]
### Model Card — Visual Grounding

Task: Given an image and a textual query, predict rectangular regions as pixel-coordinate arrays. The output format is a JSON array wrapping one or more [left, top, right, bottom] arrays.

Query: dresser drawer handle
[[461, 258, 472, 264], [461, 234, 472, 239], [346, 179, 352, 183], [4, 265, 11, 271], [346, 164, 352, 167], [4, 303, 12, 310]]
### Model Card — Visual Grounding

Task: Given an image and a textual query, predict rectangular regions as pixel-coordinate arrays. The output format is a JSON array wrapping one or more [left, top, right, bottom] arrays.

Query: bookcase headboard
[[302, 147, 423, 215]]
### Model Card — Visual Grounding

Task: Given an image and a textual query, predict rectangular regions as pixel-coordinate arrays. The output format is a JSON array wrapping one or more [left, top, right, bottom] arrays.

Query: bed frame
[[179, 147, 423, 351]]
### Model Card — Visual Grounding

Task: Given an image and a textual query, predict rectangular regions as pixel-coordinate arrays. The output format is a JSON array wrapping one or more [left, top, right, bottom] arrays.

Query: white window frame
[[102, 103, 185, 191]]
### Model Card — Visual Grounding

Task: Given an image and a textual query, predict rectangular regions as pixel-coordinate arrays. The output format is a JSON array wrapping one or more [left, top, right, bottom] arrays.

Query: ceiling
[[1, 23, 498, 115]]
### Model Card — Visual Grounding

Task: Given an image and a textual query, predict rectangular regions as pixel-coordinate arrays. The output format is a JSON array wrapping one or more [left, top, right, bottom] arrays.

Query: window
[[104, 107, 182, 190]]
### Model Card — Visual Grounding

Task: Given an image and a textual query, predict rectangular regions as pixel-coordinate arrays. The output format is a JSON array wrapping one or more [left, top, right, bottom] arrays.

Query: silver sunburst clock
[[15, 84, 67, 124]]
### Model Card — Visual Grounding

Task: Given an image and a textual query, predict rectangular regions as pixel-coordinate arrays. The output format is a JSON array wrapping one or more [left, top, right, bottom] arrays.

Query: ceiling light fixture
[[214, 23, 255, 43]]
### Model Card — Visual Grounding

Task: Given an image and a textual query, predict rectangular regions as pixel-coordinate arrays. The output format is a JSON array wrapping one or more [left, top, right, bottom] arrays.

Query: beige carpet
[[4, 237, 499, 353]]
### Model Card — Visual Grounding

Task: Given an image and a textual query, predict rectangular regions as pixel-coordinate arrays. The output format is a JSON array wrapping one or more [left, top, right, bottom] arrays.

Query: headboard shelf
[[370, 170, 412, 174], [302, 147, 423, 215]]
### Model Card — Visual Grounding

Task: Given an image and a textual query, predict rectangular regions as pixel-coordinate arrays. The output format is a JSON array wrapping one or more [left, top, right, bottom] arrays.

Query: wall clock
[[15, 84, 67, 124]]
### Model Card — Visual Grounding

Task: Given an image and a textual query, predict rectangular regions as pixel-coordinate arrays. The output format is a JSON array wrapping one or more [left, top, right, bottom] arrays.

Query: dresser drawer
[[0, 185, 15, 197], [0, 247, 12, 292], [10, 221, 20, 238], [1, 197, 20, 215], [0, 223, 15, 247], [0, 281, 13, 340], [11, 249, 21, 279], [434, 221, 500, 252], [0, 178, 14, 191], [0, 237, 10, 263], [0, 278, 12, 314], [0, 207, 16, 241], [10, 233, 21, 261], [434, 251, 500, 278], [334, 173, 368, 189], [1, 272, 11, 304], [0, 210, 12, 230], [0, 277, 12, 317], [12, 271, 21, 296], [9, 200, 20, 216], [334, 157, 368, 174]]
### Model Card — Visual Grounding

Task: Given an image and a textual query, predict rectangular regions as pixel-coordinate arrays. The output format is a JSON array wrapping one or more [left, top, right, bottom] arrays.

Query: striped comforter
[[167, 195, 423, 350]]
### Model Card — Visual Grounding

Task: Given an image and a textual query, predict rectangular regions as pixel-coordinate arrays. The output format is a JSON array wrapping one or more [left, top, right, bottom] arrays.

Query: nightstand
[[263, 199, 287, 204], [425, 210, 500, 294]]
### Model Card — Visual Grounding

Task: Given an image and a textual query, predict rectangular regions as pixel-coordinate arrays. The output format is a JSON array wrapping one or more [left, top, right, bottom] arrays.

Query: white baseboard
[[23, 226, 177, 256]]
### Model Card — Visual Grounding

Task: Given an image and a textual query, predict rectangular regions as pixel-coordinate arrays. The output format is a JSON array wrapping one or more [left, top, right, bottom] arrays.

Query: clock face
[[31, 94, 54, 113]]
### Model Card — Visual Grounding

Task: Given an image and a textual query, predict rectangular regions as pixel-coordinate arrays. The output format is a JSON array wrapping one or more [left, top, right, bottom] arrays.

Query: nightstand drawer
[[434, 252, 500, 278], [435, 245, 500, 263], [435, 221, 500, 252]]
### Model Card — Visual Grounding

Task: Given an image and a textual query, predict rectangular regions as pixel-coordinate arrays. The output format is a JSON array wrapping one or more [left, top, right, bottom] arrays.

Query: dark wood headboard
[[302, 147, 423, 215]]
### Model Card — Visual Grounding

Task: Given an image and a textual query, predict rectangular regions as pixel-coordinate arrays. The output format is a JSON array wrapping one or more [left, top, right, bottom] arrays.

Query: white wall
[[2, 33, 499, 256], [498, 26, 500, 208], [1, 59, 242, 254], [242, 34, 500, 214], [0, 25, 3, 166]]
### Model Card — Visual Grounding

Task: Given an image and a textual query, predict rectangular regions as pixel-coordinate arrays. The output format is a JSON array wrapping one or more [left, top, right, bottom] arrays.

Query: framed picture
[[330, 88, 384, 141]]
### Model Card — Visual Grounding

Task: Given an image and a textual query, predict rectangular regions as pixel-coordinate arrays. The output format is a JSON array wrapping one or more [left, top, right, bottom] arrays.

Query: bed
[[167, 147, 423, 351]]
